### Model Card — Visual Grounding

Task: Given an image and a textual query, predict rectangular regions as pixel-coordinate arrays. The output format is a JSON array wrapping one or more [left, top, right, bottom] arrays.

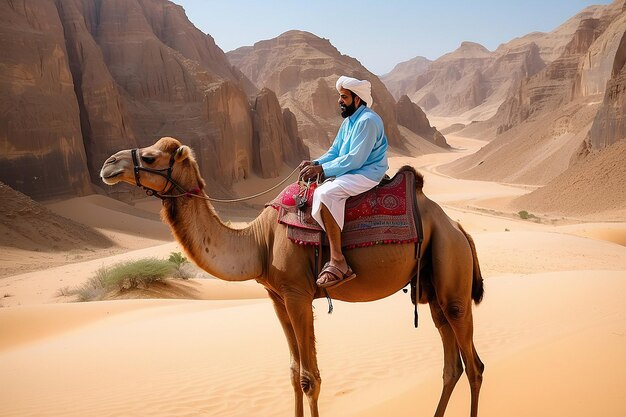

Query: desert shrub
[[102, 258, 176, 291], [168, 251, 188, 269], [67, 257, 187, 301], [169, 251, 193, 279], [74, 273, 108, 301]]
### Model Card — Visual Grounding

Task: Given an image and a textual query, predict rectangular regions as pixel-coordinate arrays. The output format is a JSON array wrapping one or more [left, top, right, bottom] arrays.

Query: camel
[[100, 137, 485, 417]]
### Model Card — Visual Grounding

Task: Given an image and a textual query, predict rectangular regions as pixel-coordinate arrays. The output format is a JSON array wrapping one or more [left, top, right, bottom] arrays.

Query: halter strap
[[131, 148, 186, 199]]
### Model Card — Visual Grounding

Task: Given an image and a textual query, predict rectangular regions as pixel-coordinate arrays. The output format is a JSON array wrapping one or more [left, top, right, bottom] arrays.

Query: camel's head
[[100, 137, 205, 194]]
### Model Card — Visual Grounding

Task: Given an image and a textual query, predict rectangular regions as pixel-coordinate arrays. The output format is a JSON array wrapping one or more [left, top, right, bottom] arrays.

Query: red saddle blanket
[[267, 169, 419, 249]]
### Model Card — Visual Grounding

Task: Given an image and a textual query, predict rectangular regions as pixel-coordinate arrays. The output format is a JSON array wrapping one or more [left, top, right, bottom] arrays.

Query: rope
[[160, 166, 301, 203]]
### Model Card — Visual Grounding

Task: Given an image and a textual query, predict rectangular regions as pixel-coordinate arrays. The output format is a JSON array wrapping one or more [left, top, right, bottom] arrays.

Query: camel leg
[[437, 294, 484, 417], [429, 299, 464, 417], [432, 242, 484, 416], [267, 291, 304, 417], [285, 296, 321, 417]]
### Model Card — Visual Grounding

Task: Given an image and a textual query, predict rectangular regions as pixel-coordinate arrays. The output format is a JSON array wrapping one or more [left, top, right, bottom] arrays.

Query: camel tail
[[458, 223, 484, 305]]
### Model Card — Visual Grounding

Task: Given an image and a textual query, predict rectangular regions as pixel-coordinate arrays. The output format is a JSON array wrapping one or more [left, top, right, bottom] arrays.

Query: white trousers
[[311, 174, 379, 231]]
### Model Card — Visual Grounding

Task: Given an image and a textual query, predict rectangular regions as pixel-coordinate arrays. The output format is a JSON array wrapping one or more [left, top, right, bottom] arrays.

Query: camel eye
[[141, 156, 156, 164]]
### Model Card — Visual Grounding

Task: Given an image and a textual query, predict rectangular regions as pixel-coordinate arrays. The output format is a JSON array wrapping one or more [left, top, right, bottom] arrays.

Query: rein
[[131, 148, 300, 203]]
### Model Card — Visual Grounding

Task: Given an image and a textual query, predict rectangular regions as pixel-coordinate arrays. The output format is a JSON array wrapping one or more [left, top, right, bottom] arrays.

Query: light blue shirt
[[313, 105, 388, 182]]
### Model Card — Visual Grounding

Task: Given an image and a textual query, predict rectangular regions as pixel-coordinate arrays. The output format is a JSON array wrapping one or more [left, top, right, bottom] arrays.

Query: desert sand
[[1, 132, 625, 417]]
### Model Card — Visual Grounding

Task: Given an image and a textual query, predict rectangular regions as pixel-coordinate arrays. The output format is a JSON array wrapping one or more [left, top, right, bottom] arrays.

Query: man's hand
[[300, 163, 323, 181], [298, 160, 312, 170]]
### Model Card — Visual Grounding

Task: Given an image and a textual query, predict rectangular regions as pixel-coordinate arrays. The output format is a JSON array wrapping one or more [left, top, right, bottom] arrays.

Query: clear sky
[[173, 0, 613, 75]]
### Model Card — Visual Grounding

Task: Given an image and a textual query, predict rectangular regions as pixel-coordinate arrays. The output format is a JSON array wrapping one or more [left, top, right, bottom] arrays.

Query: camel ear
[[174, 145, 191, 162]]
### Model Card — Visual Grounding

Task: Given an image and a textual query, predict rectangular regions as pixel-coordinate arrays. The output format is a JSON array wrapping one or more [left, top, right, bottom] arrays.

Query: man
[[299, 75, 388, 289]]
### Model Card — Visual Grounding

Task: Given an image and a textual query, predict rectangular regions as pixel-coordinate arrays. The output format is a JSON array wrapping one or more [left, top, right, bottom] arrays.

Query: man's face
[[338, 87, 360, 118]]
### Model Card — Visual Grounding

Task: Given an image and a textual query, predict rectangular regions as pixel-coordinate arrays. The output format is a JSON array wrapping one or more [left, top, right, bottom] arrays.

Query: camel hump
[[397, 165, 424, 190]]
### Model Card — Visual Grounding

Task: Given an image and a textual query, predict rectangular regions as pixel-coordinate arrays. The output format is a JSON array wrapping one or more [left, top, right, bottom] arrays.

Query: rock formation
[[227, 30, 407, 150], [252, 88, 309, 178], [0, 0, 307, 200], [0, 0, 92, 200], [440, 0, 626, 187], [381, 56, 432, 99], [493, 18, 603, 135], [586, 28, 626, 150], [381, 5, 615, 121], [410, 42, 496, 117], [395, 96, 450, 148]]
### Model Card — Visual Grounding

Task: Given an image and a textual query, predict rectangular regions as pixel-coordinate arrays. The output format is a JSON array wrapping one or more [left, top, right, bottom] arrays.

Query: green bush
[[517, 210, 542, 223], [102, 258, 176, 290], [66, 257, 185, 302], [168, 252, 188, 269], [74, 274, 108, 301]]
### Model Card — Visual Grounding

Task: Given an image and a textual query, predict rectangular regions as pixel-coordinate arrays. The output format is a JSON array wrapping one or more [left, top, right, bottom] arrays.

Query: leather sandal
[[316, 262, 357, 289]]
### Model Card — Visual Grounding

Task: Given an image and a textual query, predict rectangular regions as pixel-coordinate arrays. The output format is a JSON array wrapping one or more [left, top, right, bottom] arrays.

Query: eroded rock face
[[381, 4, 616, 120], [494, 18, 605, 134], [574, 6, 626, 98], [381, 56, 432, 100], [0, 0, 306, 200], [439, 1, 626, 188], [227, 30, 406, 149], [587, 29, 626, 149], [252, 88, 310, 178], [0, 0, 92, 200], [395, 96, 450, 148], [56, 0, 138, 185], [407, 41, 545, 120]]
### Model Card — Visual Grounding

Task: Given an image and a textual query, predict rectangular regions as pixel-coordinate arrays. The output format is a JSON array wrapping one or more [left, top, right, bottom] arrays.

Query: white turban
[[336, 76, 373, 107]]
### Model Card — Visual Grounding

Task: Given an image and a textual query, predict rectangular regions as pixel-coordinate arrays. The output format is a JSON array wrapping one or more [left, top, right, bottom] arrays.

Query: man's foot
[[316, 262, 356, 289]]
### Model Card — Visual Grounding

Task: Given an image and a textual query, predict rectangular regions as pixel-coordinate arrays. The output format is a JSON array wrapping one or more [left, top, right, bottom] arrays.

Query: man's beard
[[340, 101, 357, 118]]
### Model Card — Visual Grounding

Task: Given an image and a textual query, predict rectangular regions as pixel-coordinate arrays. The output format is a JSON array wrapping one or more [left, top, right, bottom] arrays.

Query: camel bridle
[[130, 148, 301, 203], [131, 148, 187, 199]]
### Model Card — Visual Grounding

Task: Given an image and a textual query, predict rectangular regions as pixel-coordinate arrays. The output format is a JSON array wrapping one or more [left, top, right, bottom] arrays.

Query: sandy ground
[[1, 132, 625, 416]]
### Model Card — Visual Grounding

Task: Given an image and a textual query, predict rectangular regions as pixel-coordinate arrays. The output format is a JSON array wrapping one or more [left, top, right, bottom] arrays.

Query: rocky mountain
[[226, 30, 410, 150], [0, 0, 93, 200], [511, 26, 626, 217], [440, 1, 626, 187], [386, 41, 545, 121], [395, 96, 450, 148], [583, 21, 626, 151], [381, 4, 613, 122], [0, 0, 308, 200], [381, 56, 432, 99]]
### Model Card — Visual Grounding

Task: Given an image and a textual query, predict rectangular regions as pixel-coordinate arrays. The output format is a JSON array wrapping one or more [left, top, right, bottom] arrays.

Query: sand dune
[[1, 129, 625, 416]]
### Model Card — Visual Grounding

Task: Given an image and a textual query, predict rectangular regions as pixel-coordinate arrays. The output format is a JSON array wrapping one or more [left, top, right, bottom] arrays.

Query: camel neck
[[161, 195, 264, 282]]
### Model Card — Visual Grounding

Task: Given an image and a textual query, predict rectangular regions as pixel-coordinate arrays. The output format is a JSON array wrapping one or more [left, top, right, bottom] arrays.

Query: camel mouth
[[100, 170, 123, 184]]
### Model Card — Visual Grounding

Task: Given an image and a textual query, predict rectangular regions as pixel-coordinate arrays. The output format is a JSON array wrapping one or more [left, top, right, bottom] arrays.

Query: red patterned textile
[[267, 170, 419, 249]]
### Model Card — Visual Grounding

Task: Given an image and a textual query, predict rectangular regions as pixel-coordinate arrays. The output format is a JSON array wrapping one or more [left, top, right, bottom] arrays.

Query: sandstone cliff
[[400, 41, 545, 121], [441, 0, 626, 188], [586, 28, 626, 150], [0, 0, 307, 200], [0, 0, 92, 200], [381, 57, 432, 100], [252, 88, 309, 178], [381, 4, 612, 122], [395, 96, 450, 149], [493, 18, 604, 135], [226, 30, 407, 150]]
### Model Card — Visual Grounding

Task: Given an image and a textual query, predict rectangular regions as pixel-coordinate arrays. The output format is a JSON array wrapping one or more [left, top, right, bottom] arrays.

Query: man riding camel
[[299, 75, 389, 289]]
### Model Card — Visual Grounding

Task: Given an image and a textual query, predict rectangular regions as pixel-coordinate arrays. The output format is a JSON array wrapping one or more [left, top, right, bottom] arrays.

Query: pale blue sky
[[174, 1, 612, 75]]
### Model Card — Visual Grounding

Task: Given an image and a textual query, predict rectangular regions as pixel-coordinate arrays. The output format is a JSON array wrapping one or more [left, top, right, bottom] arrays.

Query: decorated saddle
[[267, 167, 421, 249]]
